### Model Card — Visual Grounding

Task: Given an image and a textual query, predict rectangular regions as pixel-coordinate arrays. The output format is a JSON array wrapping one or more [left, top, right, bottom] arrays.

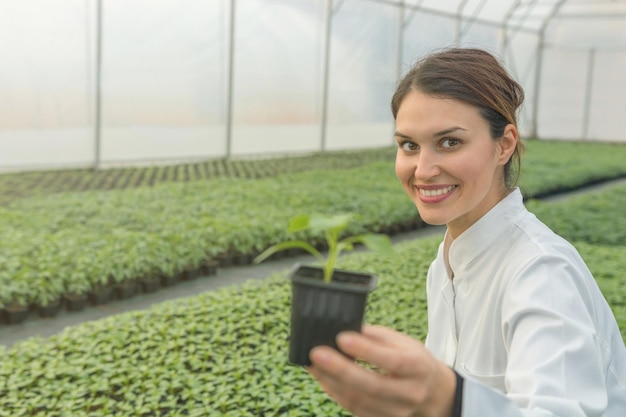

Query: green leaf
[[287, 215, 311, 233], [253, 241, 323, 264], [360, 234, 394, 257], [308, 214, 352, 234]]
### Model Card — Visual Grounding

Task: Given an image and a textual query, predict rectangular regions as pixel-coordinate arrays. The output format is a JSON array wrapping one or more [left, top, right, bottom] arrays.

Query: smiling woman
[[394, 91, 518, 237], [306, 47, 626, 417]]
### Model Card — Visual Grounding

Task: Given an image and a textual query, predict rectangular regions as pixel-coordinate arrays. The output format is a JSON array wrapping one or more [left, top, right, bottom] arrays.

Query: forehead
[[395, 90, 486, 135]]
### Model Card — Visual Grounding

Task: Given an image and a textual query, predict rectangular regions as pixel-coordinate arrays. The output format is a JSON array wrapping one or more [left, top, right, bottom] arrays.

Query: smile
[[418, 185, 456, 197]]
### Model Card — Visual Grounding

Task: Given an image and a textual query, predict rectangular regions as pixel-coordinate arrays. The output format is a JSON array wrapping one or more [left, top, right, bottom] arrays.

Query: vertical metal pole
[[94, 0, 102, 170], [320, 0, 333, 152], [582, 48, 595, 140], [85, 2, 93, 128], [532, 0, 566, 140], [455, 18, 462, 46], [225, 0, 236, 158], [393, 1, 405, 145], [455, 0, 469, 46], [531, 34, 544, 139], [396, 0, 405, 83]]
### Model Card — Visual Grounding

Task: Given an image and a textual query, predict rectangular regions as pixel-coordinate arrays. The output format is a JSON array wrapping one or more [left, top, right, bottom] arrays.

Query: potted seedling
[[254, 213, 393, 366], [0, 280, 31, 325]]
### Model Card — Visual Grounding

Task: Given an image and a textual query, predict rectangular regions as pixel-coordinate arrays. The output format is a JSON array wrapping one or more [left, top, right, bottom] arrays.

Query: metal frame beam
[[457, 0, 490, 41]]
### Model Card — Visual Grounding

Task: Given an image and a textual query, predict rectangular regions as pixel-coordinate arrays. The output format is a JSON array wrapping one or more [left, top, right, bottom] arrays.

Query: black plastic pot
[[2, 304, 29, 325], [115, 280, 139, 299], [88, 285, 114, 305], [37, 299, 62, 318], [160, 272, 181, 287], [65, 293, 88, 311], [140, 276, 161, 293], [288, 263, 377, 366]]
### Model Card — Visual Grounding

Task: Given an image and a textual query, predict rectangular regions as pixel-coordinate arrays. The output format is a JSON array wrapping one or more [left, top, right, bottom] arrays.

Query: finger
[[309, 347, 407, 412], [336, 331, 431, 378], [362, 324, 423, 348]]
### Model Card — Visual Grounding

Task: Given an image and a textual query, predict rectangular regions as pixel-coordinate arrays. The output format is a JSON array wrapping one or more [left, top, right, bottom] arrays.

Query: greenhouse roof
[[402, 0, 626, 49]]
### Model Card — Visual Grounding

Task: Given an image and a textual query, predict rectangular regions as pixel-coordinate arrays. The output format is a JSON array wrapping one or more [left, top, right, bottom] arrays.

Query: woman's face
[[394, 90, 516, 238]]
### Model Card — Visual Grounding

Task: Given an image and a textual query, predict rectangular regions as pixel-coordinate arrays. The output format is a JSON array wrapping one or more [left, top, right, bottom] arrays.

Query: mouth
[[417, 185, 457, 197]]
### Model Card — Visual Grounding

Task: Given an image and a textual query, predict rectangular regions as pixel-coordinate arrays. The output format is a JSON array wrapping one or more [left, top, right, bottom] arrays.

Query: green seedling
[[253, 213, 394, 283]]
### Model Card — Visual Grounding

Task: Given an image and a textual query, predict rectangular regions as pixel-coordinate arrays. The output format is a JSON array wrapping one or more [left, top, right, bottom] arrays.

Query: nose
[[413, 148, 440, 181]]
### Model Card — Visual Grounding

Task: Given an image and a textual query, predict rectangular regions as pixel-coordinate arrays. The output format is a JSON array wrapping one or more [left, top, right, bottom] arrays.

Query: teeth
[[420, 185, 455, 197]]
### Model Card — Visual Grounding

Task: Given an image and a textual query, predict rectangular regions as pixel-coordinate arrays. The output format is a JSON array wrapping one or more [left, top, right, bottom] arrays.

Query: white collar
[[446, 188, 526, 280]]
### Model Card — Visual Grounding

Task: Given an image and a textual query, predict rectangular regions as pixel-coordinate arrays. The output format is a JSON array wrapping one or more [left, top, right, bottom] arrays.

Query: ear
[[496, 124, 518, 165]]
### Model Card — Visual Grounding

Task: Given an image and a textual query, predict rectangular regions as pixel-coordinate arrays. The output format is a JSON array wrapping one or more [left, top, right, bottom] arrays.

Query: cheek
[[394, 155, 412, 181], [458, 147, 500, 182]]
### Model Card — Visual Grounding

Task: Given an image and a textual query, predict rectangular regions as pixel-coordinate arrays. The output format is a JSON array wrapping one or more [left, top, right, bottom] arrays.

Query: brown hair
[[391, 47, 525, 187]]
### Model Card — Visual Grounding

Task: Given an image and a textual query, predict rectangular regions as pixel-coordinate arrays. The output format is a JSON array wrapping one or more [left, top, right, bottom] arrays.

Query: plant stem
[[324, 229, 338, 283]]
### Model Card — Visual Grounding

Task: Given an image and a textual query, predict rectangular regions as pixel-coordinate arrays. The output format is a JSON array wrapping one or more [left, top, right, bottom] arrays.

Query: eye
[[399, 141, 419, 152], [441, 138, 461, 149]]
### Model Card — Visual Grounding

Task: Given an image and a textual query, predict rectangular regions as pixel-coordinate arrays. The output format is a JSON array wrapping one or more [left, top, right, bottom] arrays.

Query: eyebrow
[[394, 126, 467, 139]]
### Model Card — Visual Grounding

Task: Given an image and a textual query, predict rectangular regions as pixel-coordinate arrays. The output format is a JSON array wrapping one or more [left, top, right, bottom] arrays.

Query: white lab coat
[[425, 188, 626, 417]]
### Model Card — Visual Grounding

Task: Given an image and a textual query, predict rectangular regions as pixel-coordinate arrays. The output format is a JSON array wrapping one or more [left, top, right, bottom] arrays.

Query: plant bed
[[0, 237, 623, 415], [288, 263, 377, 366]]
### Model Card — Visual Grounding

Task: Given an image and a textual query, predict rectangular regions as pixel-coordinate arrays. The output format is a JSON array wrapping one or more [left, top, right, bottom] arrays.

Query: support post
[[396, 0, 405, 83], [320, 0, 334, 152], [531, 34, 544, 139], [455, 0, 469, 45], [225, 0, 236, 158], [582, 48, 596, 139], [94, 0, 102, 170], [93, 0, 102, 171]]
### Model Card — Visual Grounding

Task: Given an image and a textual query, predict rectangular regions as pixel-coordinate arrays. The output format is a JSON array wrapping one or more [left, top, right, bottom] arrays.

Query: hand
[[308, 325, 456, 417]]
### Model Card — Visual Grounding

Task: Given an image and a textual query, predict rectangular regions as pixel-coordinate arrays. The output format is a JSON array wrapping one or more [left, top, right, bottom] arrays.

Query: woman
[[307, 48, 626, 417]]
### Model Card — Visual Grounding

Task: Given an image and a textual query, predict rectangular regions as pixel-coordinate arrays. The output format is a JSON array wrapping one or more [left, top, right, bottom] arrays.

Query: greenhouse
[[0, 1, 625, 416], [0, 0, 625, 172]]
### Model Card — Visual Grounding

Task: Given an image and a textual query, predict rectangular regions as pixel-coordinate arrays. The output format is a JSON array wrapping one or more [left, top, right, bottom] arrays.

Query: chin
[[415, 211, 449, 226], [421, 218, 448, 227]]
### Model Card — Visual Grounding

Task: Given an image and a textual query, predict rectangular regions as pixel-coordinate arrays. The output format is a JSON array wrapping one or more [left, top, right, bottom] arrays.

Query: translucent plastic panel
[[461, 0, 512, 22], [231, 0, 325, 156], [545, 18, 626, 50], [508, 1, 561, 32], [325, 0, 399, 150], [537, 47, 588, 140], [417, 0, 520, 23], [587, 50, 626, 142], [418, 0, 464, 17], [502, 31, 541, 138], [0, 0, 93, 171], [100, 0, 227, 163], [402, 11, 456, 68], [458, 21, 499, 52]]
